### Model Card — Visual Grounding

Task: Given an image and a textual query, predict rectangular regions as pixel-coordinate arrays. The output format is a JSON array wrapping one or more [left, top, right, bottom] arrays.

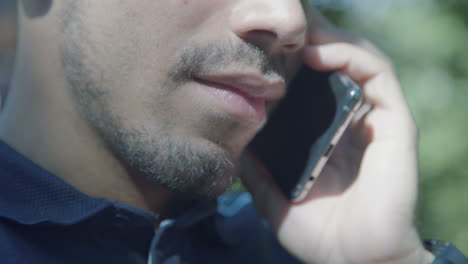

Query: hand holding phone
[[243, 6, 430, 264]]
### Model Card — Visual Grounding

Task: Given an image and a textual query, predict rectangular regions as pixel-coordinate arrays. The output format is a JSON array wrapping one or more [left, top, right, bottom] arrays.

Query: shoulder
[[213, 192, 301, 264]]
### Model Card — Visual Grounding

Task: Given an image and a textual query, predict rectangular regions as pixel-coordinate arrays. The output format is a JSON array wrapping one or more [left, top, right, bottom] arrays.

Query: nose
[[230, 0, 307, 54]]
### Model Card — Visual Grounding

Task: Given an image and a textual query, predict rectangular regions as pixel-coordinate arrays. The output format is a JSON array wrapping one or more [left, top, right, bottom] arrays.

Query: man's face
[[59, 0, 308, 198]]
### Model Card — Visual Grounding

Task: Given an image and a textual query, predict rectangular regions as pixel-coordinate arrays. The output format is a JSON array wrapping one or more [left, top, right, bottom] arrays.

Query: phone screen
[[248, 67, 336, 198]]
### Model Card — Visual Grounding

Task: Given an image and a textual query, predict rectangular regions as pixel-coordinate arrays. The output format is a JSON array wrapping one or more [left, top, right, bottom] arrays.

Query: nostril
[[284, 43, 299, 52], [239, 30, 303, 53], [237, 29, 278, 52], [230, 3, 308, 53], [240, 30, 278, 42]]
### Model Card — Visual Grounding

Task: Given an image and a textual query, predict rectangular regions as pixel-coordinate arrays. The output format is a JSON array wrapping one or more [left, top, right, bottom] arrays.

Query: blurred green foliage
[[326, 0, 468, 252]]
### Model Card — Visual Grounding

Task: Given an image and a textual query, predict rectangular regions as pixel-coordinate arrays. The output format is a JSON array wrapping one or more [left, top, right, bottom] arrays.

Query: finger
[[303, 43, 406, 112], [353, 103, 373, 123]]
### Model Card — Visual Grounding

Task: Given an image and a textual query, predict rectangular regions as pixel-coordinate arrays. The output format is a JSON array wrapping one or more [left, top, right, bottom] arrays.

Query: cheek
[[81, 1, 229, 72]]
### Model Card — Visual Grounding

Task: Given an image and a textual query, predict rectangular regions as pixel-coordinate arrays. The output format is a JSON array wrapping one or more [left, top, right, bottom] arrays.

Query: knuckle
[[333, 42, 354, 51], [375, 60, 395, 76], [383, 60, 396, 73]]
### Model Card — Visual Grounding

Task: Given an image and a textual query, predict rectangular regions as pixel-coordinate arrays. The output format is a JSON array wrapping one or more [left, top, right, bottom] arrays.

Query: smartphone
[[248, 67, 363, 202]]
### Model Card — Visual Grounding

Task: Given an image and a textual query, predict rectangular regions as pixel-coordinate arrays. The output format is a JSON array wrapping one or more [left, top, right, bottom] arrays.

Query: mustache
[[168, 41, 290, 83]]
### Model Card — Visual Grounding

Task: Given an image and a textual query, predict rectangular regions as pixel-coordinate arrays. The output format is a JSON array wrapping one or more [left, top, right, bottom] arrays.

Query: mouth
[[193, 73, 286, 123]]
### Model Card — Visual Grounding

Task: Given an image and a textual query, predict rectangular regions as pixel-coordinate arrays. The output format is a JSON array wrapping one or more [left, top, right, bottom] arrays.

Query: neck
[[0, 33, 174, 214]]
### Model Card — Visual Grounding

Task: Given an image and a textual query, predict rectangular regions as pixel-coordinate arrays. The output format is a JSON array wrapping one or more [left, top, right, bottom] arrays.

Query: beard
[[60, 16, 290, 199], [62, 57, 237, 199]]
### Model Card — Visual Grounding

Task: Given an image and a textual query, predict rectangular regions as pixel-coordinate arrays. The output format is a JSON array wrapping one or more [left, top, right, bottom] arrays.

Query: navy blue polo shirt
[[0, 140, 300, 264]]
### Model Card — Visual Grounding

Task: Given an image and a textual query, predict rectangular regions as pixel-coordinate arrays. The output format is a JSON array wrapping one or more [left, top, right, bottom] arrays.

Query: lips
[[193, 73, 286, 123]]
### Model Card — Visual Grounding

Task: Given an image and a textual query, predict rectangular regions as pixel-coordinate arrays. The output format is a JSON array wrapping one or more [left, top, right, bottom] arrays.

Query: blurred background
[[0, 0, 15, 102], [315, 0, 468, 252], [1, 0, 466, 252]]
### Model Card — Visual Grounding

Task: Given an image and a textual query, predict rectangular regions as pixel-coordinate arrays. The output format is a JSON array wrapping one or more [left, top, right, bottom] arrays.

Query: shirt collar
[[0, 140, 114, 225], [0, 140, 220, 229]]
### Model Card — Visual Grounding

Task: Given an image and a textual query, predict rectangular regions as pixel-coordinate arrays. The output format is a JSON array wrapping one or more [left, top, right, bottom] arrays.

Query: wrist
[[300, 247, 434, 264], [381, 248, 434, 264], [423, 239, 468, 264]]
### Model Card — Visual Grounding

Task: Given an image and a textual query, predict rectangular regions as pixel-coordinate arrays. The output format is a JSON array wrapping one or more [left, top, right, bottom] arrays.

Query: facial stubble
[[60, 10, 289, 199], [62, 51, 238, 199]]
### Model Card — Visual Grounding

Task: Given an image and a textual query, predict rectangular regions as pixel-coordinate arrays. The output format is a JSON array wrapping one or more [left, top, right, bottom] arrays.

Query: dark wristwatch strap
[[424, 240, 468, 264]]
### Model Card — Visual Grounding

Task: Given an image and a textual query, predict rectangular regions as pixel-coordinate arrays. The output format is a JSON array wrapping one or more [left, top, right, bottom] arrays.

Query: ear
[[21, 0, 52, 18]]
